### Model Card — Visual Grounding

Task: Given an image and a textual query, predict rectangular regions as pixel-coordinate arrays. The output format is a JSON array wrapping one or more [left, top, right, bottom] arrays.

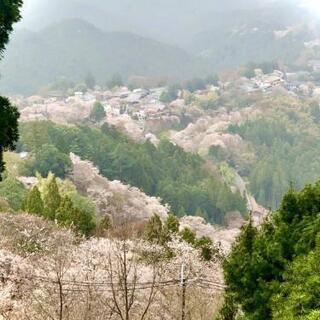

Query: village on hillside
[[13, 64, 320, 122]]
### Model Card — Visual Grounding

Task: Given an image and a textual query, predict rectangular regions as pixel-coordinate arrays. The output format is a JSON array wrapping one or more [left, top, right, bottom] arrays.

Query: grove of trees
[[229, 118, 320, 209], [23, 173, 96, 236], [219, 181, 320, 319], [18, 121, 247, 224]]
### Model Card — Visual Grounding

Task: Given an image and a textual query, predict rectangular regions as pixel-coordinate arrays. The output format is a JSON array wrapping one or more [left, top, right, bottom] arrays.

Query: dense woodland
[[15, 121, 246, 224], [228, 117, 320, 210], [219, 182, 320, 320]]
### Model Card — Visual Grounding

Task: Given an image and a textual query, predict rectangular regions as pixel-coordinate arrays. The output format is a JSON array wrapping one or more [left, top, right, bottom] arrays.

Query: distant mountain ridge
[[2, 1, 320, 94], [188, 3, 317, 68], [0, 19, 208, 94]]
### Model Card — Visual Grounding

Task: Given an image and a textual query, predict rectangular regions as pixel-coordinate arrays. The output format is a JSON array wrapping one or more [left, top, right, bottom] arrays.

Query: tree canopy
[[0, 0, 23, 179], [0, 0, 23, 56], [0, 97, 20, 179], [19, 121, 247, 224], [220, 182, 320, 319]]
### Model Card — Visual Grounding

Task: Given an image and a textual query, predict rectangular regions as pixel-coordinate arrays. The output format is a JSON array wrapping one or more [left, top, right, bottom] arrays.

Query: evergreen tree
[[43, 174, 61, 220], [90, 101, 106, 122], [0, 176, 27, 211], [56, 196, 95, 236], [0, 97, 20, 180], [221, 181, 320, 319], [272, 239, 320, 320], [0, 0, 22, 56], [195, 236, 216, 261], [144, 214, 164, 244], [164, 214, 180, 235], [26, 144, 71, 178], [25, 186, 44, 216], [0, 1, 23, 179]]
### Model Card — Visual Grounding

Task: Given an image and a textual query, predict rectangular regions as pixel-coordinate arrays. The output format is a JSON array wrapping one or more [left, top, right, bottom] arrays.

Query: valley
[[1, 1, 320, 319]]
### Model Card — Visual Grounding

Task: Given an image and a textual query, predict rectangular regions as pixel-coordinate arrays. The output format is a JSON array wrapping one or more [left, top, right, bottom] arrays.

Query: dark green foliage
[[160, 85, 180, 103], [145, 214, 219, 261], [206, 74, 219, 86], [221, 181, 320, 319], [229, 119, 293, 148], [24, 186, 44, 215], [180, 227, 196, 245], [19, 121, 247, 224], [215, 293, 238, 320], [0, 0, 23, 179], [229, 119, 320, 209], [0, 177, 27, 211], [209, 145, 229, 162], [272, 239, 320, 319], [184, 77, 206, 92], [144, 214, 179, 244], [0, 97, 20, 180], [89, 101, 106, 122], [0, 0, 23, 56], [26, 144, 71, 178], [26, 173, 97, 236], [195, 236, 218, 261], [43, 175, 61, 220], [164, 214, 180, 234], [56, 196, 96, 236], [144, 214, 166, 245]]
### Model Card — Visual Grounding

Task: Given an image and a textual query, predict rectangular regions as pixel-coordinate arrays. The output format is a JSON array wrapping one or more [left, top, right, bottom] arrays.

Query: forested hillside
[[229, 115, 320, 210], [220, 181, 320, 319], [17, 121, 246, 224], [0, 19, 207, 94], [189, 3, 311, 68]]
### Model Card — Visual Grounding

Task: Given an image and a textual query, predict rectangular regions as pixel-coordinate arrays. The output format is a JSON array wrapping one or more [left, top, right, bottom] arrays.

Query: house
[[133, 88, 149, 98], [125, 93, 142, 105]]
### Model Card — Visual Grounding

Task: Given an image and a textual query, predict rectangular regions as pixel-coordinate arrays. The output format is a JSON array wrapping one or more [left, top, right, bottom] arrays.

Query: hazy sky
[[15, 0, 311, 45], [18, 0, 283, 29]]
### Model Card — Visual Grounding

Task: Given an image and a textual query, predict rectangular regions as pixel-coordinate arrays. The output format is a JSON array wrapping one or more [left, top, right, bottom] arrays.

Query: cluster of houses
[[12, 61, 320, 132], [238, 65, 320, 98], [12, 86, 187, 138]]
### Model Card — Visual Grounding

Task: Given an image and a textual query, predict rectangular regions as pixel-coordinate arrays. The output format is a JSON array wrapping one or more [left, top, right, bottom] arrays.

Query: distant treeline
[[229, 117, 320, 209]]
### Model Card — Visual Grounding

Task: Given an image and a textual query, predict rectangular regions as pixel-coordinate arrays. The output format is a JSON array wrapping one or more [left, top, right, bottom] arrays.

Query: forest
[[228, 117, 320, 210], [219, 181, 320, 320], [14, 121, 246, 224]]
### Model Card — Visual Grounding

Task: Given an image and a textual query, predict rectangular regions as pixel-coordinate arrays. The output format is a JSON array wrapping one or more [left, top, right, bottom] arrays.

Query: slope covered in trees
[[0, 18, 208, 94], [229, 118, 320, 209], [18, 121, 246, 224], [219, 181, 320, 319]]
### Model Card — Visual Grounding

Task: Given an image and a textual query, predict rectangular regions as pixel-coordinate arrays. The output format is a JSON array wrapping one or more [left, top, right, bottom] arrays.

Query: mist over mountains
[[19, 0, 279, 44], [0, 19, 208, 94], [0, 0, 317, 94]]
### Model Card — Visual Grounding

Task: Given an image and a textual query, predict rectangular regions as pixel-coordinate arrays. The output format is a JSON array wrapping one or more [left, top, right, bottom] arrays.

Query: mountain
[[0, 19, 208, 94], [3, 1, 319, 94], [19, 0, 274, 45], [188, 2, 317, 69]]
